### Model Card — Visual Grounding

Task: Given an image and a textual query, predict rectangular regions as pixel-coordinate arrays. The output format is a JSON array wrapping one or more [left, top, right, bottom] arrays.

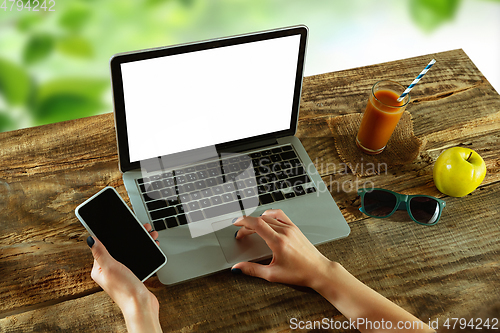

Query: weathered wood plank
[[0, 49, 499, 331], [2, 181, 499, 332]]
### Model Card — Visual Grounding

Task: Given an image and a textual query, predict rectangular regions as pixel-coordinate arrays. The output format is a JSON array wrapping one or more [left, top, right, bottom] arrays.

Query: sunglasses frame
[[357, 188, 446, 226]]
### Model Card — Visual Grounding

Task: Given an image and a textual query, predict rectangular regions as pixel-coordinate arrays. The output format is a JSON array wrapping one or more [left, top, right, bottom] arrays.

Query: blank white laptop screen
[[121, 34, 301, 163]]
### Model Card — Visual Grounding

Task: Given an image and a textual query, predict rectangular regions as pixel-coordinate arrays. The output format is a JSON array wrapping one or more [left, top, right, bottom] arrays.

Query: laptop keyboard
[[135, 145, 317, 231]]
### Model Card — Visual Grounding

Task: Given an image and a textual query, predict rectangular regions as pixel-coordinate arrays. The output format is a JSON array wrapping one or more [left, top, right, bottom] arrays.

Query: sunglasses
[[358, 188, 446, 226]]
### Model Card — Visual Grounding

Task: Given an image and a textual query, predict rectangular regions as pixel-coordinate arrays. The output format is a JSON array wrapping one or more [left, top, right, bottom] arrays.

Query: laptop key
[[190, 191, 202, 200], [165, 217, 178, 228], [223, 183, 235, 192], [196, 170, 208, 179], [270, 154, 281, 162], [176, 176, 187, 184], [211, 196, 222, 205], [200, 198, 212, 208], [203, 202, 241, 219], [306, 187, 317, 194], [271, 147, 282, 153], [143, 191, 161, 201], [186, 173, 197, 182], [153, 220, 166, 231], [194, 180, 206, 190], [287, 175, 311, 187], [147, 200, 167, 211], [187, 211, 204, 222], [188, 201, 200, 211], [282, 145, 293, 151], [167, 197, 179, 206], [150, 207, 176, 220], [179, 183, 195, 193], [201, 188, 213, 197], [276, 180, 290, 189], [284, 192, 295, 199], [280, 150, 297, 160], [212, 186, 224, 195], [222, 193, 234, 202], [160, 187, 174, 198], [271, 191, 285, 201], [208, 168, 221, 177], [205, 178, 218, 187], [259, 193, 274, 205], [293, 185, 306, 196], [175, 204, 185, 214], [163, 178, 175, 187], [250, 152, 261, 158], [152, 181, 164, 190], [177, 214, 188, 225], [179, 193, 190, 202]]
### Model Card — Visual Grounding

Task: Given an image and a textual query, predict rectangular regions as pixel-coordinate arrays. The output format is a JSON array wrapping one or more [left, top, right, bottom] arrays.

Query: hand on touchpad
[[212, 218, 272, 264]]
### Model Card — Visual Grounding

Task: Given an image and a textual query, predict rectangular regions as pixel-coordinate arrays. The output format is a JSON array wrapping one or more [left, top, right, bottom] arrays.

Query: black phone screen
[[77, 188, 166, 281]]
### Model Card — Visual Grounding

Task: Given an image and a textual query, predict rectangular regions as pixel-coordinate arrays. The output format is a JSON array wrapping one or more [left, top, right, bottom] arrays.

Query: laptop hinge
[[216, 137, 278, 154], [140, 138, 278, 173]]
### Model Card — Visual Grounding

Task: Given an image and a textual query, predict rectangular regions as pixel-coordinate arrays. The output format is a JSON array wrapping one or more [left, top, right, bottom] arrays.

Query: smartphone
[[75, 186, 167, 282]]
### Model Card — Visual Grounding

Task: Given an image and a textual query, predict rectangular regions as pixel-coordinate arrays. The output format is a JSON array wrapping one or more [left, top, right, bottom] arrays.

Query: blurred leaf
[[58, 4, 92, 32], [56, 35, 93, 58], [16, 15, 43, 32], [35, 95, 103, 125], [0, 58, 32, 106], [179, 0, 194, 7], [34, 78, 108, 124], [23, 33, 54, 65], [410, 0, 461, 32], [0, 112, 15, 132], [146, 0, 170, 6]]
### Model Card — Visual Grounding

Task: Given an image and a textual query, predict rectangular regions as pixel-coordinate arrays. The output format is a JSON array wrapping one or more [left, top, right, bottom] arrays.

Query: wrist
[[308, 260, 344, 294], [121, 293, 162, 333]]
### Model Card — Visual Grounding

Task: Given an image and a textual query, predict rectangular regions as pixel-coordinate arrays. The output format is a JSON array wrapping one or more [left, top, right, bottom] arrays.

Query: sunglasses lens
[[409, 197, 440, 224], [363, 190, 397, 217]]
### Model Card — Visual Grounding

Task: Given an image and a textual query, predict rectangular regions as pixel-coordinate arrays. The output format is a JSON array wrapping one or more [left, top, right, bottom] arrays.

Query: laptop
[[110, 25, 350, 285]]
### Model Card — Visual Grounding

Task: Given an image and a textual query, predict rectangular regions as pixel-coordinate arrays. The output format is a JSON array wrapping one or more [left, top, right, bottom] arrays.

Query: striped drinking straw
[[397, 59, 436, 102]]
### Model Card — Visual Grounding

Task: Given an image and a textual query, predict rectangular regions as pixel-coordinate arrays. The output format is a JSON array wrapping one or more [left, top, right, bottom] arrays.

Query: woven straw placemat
[[326, 111, 423, 176]]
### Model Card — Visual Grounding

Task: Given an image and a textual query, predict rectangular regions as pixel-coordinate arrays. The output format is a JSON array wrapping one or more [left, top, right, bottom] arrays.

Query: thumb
[[232, 262, 272, 282], [87, 236, 114, 268]]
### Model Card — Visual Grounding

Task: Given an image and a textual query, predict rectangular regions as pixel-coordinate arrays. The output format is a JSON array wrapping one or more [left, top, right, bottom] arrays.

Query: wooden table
[[1, 49, 499, 332]]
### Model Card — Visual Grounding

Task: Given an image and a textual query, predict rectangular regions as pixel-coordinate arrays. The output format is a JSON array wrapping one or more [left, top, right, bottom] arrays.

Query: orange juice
[[356, 81, 410, 154]]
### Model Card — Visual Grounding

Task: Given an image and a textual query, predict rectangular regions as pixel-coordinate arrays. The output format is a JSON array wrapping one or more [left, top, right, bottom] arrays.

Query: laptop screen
[[111, 26, 307, 172]]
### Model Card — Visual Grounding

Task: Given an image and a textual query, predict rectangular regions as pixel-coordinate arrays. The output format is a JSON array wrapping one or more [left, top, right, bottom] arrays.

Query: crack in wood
[[411, 81, 484, 104]]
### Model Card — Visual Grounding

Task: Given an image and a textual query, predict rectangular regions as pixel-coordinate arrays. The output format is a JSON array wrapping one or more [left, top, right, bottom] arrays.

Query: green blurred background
[[0, 0, 499, 132]]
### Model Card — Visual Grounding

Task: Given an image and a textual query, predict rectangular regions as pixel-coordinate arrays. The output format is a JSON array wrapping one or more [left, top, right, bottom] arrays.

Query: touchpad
[[212, 219, 272, 264]]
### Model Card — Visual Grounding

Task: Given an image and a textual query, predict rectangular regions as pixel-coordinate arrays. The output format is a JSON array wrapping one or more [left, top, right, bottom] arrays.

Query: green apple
[[433, 147, 486, 197]]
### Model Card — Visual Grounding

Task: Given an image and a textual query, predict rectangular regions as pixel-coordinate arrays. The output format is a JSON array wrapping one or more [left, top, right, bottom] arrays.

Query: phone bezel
[[75, 186, 167, 282]]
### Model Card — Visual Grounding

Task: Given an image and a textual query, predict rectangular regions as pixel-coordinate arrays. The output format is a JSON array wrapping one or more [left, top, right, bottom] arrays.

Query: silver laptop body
[[110, 25, 350, 285]]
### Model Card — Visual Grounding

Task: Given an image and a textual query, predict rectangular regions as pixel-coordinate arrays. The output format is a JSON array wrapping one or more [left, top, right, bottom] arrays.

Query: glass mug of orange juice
[[356, 80, 410, 155]]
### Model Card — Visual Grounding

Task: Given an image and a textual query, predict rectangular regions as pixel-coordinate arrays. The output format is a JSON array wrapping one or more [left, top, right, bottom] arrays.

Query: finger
[[233, 216, 277, 243], [150, 230, 159, 241], [235, 226, 256, 240], [260, 215, 288, 229], [144, 223, 152, 232], [261, 209, 294, 225], [232, 262, 272, 281], [88, 236, 115, 269]]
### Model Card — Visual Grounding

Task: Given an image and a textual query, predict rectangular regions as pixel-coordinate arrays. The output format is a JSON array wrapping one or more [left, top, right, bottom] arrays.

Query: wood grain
[[0, 49, 499, 332]]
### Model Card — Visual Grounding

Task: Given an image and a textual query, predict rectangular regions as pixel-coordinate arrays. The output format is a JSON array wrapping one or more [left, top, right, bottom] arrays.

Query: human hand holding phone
[[87, 229, 162, 333], [75, 186, 167, 282]]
